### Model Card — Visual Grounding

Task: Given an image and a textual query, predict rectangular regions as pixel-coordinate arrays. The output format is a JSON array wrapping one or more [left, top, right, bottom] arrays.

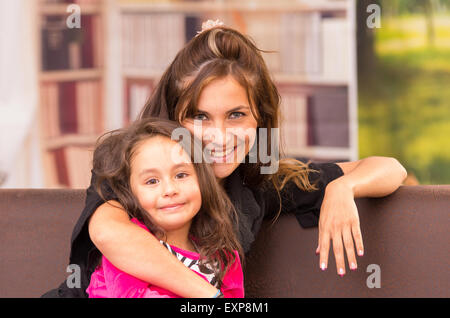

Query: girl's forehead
[[132, 136, 193, 166]]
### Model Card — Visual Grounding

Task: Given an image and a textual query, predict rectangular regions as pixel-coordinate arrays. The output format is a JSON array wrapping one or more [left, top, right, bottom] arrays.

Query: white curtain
[[0, 0, 43, 188]]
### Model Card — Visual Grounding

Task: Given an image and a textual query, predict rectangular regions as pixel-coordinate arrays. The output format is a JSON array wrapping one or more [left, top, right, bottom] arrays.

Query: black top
[[42, 161, 343, 298]]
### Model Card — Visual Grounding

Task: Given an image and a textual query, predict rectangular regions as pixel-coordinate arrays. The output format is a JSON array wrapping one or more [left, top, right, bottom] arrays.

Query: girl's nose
[[162, 179, 178, 197]]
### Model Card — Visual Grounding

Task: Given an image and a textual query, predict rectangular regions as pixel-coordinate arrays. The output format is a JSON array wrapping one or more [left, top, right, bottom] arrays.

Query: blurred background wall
[[357, 0, 450, 185]]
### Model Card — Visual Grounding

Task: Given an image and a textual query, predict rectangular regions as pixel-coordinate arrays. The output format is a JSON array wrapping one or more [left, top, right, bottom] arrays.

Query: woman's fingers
[[316, 231, 321, 255], [319, 223, 364, 276], [342, 227, 357, 271], [332, 232, 346, 276], [319, 231, 330, 271], [352, 222, 364, 257]]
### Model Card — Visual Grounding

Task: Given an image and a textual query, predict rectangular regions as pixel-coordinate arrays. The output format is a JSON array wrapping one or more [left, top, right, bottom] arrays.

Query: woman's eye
[[145, 178, 159, 185], [193, 113, 208, 121], [230, 112, 245, 119], [176, 172, 188, 179]]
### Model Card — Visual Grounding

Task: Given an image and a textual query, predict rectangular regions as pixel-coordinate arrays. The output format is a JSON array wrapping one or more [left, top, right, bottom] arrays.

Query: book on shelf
[[125, 79, 155, 124], [280, 12, 322, 76], [306, 87, 349, 148], [40, 80, 103, 138], [122, 12, 187, 72], [279, 90, 308, 154], [47, 146, 94, 188], [277, 84, 349, 152], [321, 17, 349, 81], [241, 12, 282, 73], [41, 14, 103, 71], [240, 11, 348, 80]]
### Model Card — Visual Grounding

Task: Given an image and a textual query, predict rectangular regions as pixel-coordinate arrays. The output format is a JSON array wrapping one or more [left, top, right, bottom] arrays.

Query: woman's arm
[[88, 201, 219, 298], [317, 156, 407, 276]]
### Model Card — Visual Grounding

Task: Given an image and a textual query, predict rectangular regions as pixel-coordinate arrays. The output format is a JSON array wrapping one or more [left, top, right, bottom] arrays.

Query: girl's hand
[[316, 179, 364, 276]]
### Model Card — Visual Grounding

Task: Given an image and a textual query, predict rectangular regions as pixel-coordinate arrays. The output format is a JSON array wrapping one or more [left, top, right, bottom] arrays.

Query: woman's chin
[[212, 162, 239, 180]]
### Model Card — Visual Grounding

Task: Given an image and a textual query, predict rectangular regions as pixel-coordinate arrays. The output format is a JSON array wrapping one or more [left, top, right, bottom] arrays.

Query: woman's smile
[[208, 145, 239, 163]]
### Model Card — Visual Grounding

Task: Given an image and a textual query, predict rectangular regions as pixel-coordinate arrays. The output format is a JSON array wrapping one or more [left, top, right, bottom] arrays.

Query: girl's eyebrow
[[138, 163, 192, 177], [196, 105, 250, 114]]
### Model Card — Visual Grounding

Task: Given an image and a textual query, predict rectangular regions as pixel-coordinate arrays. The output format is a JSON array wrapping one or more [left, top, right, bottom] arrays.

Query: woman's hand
[[316, 156, 407, 275], [316, 179, 364, 276]]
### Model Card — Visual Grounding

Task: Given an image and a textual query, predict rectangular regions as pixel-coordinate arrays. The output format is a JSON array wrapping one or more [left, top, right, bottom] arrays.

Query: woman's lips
[[209, 145, 239, 163]]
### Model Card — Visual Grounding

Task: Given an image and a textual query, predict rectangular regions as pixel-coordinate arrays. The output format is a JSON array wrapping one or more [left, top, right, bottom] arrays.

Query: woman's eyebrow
[[197, 105, 250, 114]]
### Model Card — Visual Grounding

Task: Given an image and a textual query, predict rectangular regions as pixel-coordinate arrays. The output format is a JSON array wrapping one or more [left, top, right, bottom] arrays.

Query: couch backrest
[[244, 185, 450, 297], [0, 186, 449, 298], [0, 189, 84, 298]]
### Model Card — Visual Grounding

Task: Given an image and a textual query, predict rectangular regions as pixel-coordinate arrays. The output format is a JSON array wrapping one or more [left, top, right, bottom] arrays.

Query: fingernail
[[350, 263, 357, 270], [320, 262, 327, 271], [358, 250, 364, 256], [339, 268, 345, 276]]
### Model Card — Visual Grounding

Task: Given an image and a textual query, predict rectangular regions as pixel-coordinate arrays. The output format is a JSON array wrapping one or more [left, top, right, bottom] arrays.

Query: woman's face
[[129, 136, 202, 234], [182, 76, 258, 180]]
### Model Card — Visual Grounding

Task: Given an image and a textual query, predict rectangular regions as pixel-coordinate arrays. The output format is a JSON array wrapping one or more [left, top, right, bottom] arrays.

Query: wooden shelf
[[40, 3, 102, 15], [39, 69, 103, 82], [119, 0, 347, 14], [273, 73, 349, 86], [44, 134, 100, 150], [286, 146, 352, 160], [122, 68, 349, 86], [122, 68, 162, 80]]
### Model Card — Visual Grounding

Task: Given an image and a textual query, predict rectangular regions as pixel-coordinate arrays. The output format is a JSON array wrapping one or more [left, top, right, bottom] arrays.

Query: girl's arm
[[317, 156, 407, 276], [88, 201, 219, 298]]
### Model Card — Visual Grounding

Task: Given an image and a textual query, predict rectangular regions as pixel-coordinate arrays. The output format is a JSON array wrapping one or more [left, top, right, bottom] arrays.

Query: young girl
[[86, 118, 243, 298], [43, 21, 407, 298]]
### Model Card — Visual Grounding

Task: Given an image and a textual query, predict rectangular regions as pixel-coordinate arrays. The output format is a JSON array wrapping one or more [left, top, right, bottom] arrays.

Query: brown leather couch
[[0, 186, 448, 298]]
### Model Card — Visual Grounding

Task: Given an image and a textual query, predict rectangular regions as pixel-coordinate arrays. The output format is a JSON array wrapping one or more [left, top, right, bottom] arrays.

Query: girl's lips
[[159, 203, 185, 211]]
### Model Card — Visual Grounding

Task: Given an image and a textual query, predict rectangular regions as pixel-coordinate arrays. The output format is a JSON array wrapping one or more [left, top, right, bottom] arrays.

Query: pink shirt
[[86, 218, 244, 298]]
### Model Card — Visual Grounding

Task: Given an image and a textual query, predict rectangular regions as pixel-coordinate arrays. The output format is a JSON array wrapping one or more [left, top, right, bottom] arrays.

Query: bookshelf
[[114, 0, 358, 162], [37, 0, 358, 189], [37, 0, 105, 188]]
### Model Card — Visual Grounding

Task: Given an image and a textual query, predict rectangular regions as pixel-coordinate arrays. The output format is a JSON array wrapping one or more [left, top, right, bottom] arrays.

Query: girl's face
[[182, 76, 258, 180], [129, 136, 202, 234]]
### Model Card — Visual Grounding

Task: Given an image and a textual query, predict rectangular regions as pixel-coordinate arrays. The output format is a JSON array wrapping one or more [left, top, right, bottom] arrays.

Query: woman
[[43, 23, 407, 298]]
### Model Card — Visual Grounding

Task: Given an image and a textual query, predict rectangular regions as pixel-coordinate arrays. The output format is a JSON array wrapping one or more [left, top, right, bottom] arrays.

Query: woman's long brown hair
[[92, 117, 242, 287], [139, 26, 319, 222]]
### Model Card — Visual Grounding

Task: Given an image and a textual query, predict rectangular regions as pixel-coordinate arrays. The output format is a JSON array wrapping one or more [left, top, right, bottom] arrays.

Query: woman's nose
[[203, 125, 234, 148]]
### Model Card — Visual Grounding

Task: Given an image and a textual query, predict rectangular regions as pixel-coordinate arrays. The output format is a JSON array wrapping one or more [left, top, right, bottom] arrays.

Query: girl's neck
[[160, 227, 197, 253]]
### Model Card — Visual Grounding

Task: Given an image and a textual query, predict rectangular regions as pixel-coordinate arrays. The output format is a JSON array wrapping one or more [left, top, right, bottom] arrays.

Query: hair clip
[[196, 19, 225, 36]]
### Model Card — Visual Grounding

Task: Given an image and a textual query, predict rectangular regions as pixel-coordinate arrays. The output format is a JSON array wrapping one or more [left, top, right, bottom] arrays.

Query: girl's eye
[[145, 178, 159, 185], [175, 172, 188, 179], [193, 113, 208, 121], [230, 112, 245, 119]]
